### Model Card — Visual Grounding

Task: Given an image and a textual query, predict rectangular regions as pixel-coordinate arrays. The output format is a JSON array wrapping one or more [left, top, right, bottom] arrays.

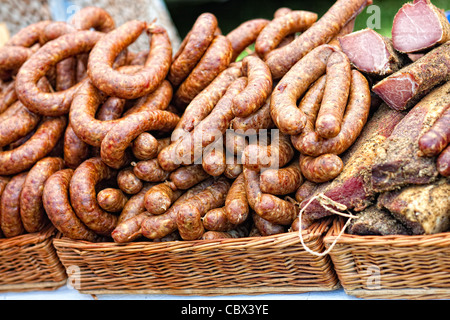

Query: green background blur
[[166, 0, 449, 38]]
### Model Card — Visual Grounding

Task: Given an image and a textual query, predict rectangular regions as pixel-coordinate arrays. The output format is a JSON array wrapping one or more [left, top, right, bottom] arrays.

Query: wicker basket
[[0, 225, 67, 292], [324, 218, 450, 300], [53, 218, 339, 296]]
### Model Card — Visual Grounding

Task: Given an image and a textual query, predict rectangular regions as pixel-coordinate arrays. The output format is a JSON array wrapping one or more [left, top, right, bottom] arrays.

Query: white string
[[297, 193, 359, 257]]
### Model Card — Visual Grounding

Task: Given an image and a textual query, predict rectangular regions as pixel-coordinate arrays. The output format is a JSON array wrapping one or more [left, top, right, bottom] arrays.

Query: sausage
[[131, 132, 159, 161], [260, 160, 303, 195], [264, 0, 372, 79], [202, 143, 226, 177], [5, 21, 52, 47], [231, 97, 275, 132], [43, 169, 100, 241], [241, 132, 294, 171], [19, 157, 65, 233], [0, 172, 28, 237], [224, 129, 248, 156], [295, 180, 319, 203], [96, 97, 126, 121], [127, 50, 150, 66], [100, 109, 179, 169], [203, 207, 236, 231], [418, 106, 450, 157], [243, 167, 262, 210], [158, 76, 247, 172], [69, 157, 118, 236], [0, 100, 41, 148], [173, 35, 233, 107], [117, 166, 143, 195], [176, 177, 231, 240], [170, 62, 242, 142], [0, 46, 33, 81], [15, 30, 103, 116], [255, 10, 318, 59], [118, 183, 155, 224], [270, 44, 335, 135], [133, 158, 171, 182], [201, 223, 250, 239], [97, 188, 128, 213], [70, 6, 116, 32], [63, 124, 91, 169], [328, 17, 356, 48], [70, 77, 173, 147], [437, 145, 450, 177], [169, 164, 210, 190], [224, 157, 243, 179], [0, 81, 18, 114], [252, 212, 285, 236], [111, 212, 150, 243], [226, 18, 270, 61], [144, 181, 182, 215], [315, 50, 352, 139], [141, 178, 215, 239], [168, 13, 218, 86], [0, 116, 67, 175], [231, 55, 272, 118], [273, 7, 292, 18], [293, 70, 371, 156], [87, 21, 172, 99], [224, 173, 249, 225], [299, 153, 344, 183]]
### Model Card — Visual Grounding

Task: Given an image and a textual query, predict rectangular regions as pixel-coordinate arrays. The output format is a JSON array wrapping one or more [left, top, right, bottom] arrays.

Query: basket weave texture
[[324, 218, 450, 300], [0, 225, 67, 292], [53, 218, 339, 296]]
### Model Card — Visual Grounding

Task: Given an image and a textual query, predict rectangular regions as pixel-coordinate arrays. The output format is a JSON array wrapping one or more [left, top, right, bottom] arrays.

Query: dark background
[[166, 0, 450, 38]]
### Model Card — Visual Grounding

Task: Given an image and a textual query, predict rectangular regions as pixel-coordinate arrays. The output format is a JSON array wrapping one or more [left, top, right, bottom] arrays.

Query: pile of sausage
[[0, 0, 375, 243]]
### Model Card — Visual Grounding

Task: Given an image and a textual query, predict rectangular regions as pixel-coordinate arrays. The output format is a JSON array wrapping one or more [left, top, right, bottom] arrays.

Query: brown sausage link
[[176, 177, 231, 240], [69, 157, 118, 236], [63, 124, 91, 169], [118, 183, 155, 224], [171, 62, 242, 142], [225, 173, 249, 225], [225, 129, 248, 156], [202, 144, 227, 177], [20, 157, 65, 233], [0, 46, 33, 81], [252, 212, 285, 236], [201, 231, 232, 240], [299, 153, 344, 183], [117, 166, 143, 195], [226, 18, 270, 61], [131, 132, 159, 161], [242, 132, 294, 171], [141, 178, 215, 239], [168, 13, 218, 86], [274, 7, 292, 18], [224, 155, 243, 179], [144, 181, 182, 215], [0, 116, 67, 175], [70, 6, 116, 32], [133, 158, 171, 182], [231, 55, 273, 118], [100, 110, 179, 169], [265, 0, 372, 79], [255, 10, 318, 59], [0, 172, 28, 237], [169, 164, 210, 190], [418, 106, 450, 157], [437, 145, 450, 177], [43, 168, 100, 241], [231, 97, 275, 132], [111, 212, 150, 243], [87, 21, 172, 99], [295, 180, 319, 203], [97, 188, 128, 213], [5, 21, 52, 47], [203, 207, 236, 231], [70, 77, 172, 147], [315, 50, 352, 139], [293, 70, 371, 156], [270, 44, 335, 135], [15, 30, 103, 116], [243, 167, 262, 210], [0, 81, 18, 114], [260, 160, 303, 195], [173, 35, 233, 108], [96, 97, 126, 121]]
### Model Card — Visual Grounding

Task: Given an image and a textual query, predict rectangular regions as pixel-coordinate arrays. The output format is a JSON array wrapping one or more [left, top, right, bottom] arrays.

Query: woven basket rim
[[324, 217, 450, 247], [53, 217, 333, 253], [0, 224, 56, 249]]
